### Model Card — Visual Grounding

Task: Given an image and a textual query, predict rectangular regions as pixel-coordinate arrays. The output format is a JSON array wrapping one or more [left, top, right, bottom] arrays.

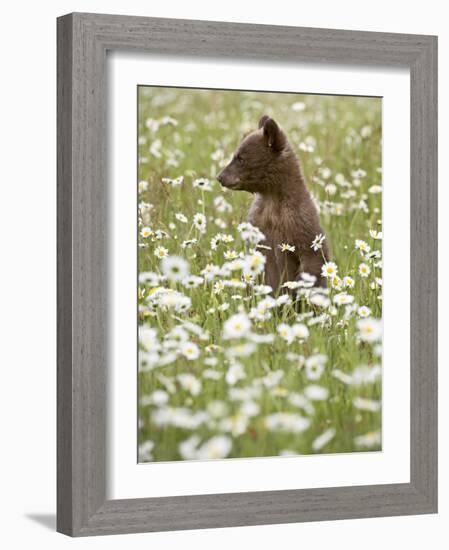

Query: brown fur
[[217, 115, 329, 289]]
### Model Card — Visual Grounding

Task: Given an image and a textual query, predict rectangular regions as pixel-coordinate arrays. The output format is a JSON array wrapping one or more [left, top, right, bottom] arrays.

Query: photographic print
[[137, 86, 382, 463]]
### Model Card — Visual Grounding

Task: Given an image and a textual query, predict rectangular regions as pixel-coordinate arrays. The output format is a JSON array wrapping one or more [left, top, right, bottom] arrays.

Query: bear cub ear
[[258, 115, 286, 151]]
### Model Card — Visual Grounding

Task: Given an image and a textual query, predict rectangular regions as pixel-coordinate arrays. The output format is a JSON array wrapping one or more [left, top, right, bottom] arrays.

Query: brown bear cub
[[217, 115, 329, 290]]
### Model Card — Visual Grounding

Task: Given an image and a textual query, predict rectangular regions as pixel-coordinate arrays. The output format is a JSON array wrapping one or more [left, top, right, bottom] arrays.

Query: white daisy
[[154, 246, 169, 259], [358, 263, 371, 277], [369, 229, 383, 240], [353, 397, 381, 412], [177, 373, 202, 395], [160, 255, 189, 281], [309, 292, 331, 308], [354, 430, 381, 448], [333, 292, 354, 306], [310, 233, 326, 251], [223, 313, 251, 340], [139, 440, 155, 461], [312, 428, 336, 451], [265, 413, 311, 433], [355, 239, 371, 254], [161, 175, 183, 186], [193, 212, 207, 233], [321, 261, 338, 279], [292, 323, 310, 340], [175, 212, 188, 223], [291, 101, 306, 112], [242, 251, 266, 277], [305, 354, 327, 380], [197, 436, 233, 460], [178, 435, 201, 460], [277, 323, 294, 344], [192, 178, 213, 191], [357, 305, 371, 318], [343, 276, 355, 288], [357, 317, 382, 343], [182, 275, 204, 288], [140, 226, 152, 238], [225, 362, 246, 385], [278, 243, 296, 253], [304, 385, 329, 401]]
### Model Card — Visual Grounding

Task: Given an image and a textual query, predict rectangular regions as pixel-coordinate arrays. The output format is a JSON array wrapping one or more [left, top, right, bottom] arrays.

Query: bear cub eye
[[234, 154, 244, 164]]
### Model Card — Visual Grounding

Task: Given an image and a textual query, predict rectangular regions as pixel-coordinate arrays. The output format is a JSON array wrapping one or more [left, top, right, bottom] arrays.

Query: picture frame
[[57, 12, 438, 536]]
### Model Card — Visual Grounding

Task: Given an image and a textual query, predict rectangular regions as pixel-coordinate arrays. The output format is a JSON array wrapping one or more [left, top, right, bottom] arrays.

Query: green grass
[[137, 87, 382, 462]]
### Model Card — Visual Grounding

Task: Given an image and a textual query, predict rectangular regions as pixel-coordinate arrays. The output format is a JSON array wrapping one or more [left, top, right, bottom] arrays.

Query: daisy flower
[[180, 342, 200, 361], [265, 413, 310, 433], [213, 281, 225, 294], [357, 305, 371, 318], [304, 385, 329, 401], [161, 175, 183, 186], [214, 195, 233, 213], [291, 101, 306, 112], [277, 323, 294, 344], [243, 251, 266, 277], [178, 435, 201, 460], [141, 390, 169, 407], [309, 292, 331, 308], [154, 246, 169, 259], [292, 323, 310, 340], [138, 180, 149, 193], [310, 233, 326, 251], [355, 239, 371, 255], [358, 263, 371, 277], [139, 327, 159, 352], [333, 292, 354, 306], [193, 213, 207, 233], [354, 431, 381, 448], [254, 284, 273, 295], [160, 255, 189, 281], [177, 373, 202, 395], [139, 440, 155, 461], [321, 261, 338, 279], [353, 397, 381, 412], [369, 229, 383, 240], [224, 250, 239, 260], [331, 275, 343, 290], [175, 212, 188, 223], [312, 428, 336, 451], [181, 238, 197, 249], [343, 276, 355, 288], [181, 275, 204, 289], [153, 229, 168, 240], [192, 178, 213, 191], [325, 183, 337, 196], [237, 222, 266, 245], [283, 281, 303, 290], [140, 226, 152, 238], [278, 243, 296, 253], [368, 185, 382, 194], [201, 263, 220, 281], [223, 313, 251, 340], [225, 362, 246, 384], [276, 294, 292, 307], [357, 317, 382, 343], [196, 436, 232, 460]]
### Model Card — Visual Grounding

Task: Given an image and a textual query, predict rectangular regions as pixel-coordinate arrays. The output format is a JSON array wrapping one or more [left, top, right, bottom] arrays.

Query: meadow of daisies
[[137, 86, 383, 462]]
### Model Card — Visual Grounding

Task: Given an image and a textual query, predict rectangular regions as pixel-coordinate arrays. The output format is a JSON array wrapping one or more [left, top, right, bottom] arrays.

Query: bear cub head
[[217, 115, 293, 194]]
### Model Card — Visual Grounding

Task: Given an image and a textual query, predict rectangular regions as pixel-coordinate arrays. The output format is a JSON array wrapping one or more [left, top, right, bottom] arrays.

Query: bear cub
[[217, 115, 329, 289]]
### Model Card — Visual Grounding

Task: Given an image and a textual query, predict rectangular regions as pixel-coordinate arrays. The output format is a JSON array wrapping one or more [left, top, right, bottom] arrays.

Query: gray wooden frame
[[57, 12, 438, 537]]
